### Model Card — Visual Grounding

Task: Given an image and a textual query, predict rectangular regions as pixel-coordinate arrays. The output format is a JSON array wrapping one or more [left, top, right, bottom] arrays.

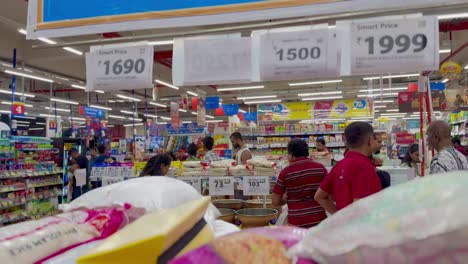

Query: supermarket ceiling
[[0, 0, 467, 124]]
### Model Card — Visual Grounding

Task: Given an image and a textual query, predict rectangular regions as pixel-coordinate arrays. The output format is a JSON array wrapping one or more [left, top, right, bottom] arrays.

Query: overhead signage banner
[[79, 106, 105, 119], [29, 0, 340, 37], [398, 91, 446, 113], [173, 36, 252, 86], [313, 98, 372, 119], [222, 104, 240, 116], [205, 96, 220, 110], [170, 102, 180, 131], [258, 102, 312, 122], [340, 15, 439, 75], [85, 43, 154, 91], [251, 25, 338, 81], [197, 96, 206, 126]]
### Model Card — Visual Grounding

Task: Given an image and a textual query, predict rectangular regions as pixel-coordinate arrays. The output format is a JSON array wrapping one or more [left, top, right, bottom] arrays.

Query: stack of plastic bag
[[206, 160, 234, 176], [181, 161, 204, 177], [247, 159, 277, 176], [290, 171, 468, 263]]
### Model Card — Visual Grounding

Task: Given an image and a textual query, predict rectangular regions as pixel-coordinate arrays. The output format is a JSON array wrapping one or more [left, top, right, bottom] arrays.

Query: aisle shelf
[[27, 181, 63, 188], [0, 210, 28, 224], [0, 199, 27, 209], [0, 186, 26, 194]]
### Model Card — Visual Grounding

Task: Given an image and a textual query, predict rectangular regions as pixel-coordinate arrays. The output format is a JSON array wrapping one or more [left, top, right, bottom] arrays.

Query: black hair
[[68, 148, 78, 156], [139, 154, 172, 176], [202, 136, 215, 151], [374, 133, 382, 139], [452, 137, 461, 145], [97, 144, 106, 154], [316, 138, 326, 146], [230, 132, 243, 141], [187, 143, 198, 156], [402, 144, 419, 168], [169, 152, 178, 161], [287, 139, 309, 158], [345, 121, 374, 149]]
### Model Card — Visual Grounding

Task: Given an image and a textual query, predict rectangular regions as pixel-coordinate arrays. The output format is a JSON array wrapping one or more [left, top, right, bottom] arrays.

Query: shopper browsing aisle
[[452, 137, 468, 156], [427, 120, 468, 174], [94, 144, 112, 164], [230, 132, 252, 165], [272, 139, 328, 228], [401, 144, 422, 177], [314, 122, 382, 214], [139, 154, 172, 176], [68, 148, 90, 201], [186, 143, 199, 161], [202, 136, 222, 162]]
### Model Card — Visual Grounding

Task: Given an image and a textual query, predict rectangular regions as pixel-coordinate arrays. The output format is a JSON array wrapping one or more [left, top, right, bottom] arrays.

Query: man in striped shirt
[[427, 120, 468, 174], [272, 139, 328, 228]]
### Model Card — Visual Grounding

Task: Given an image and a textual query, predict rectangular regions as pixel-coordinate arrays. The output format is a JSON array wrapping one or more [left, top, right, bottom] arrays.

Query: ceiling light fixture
[[56, 76, 69, 81], [363, 73, 419, 81], [179, 109, 187, 113], [72, 84, 86, 90], [439, 49, 451, 54], [155, 80, 179, 90], [437, 13, 468, 20], [145, 114, 158, 118], [386, 109, 399, 112], [374, 100, 395, 104], [442, 78, 449, 83], [95, 90, 105, 94], [159, 116, 171, 120], [44, 106, 71, 112], [358, 87, 407, 92], [289, 79, 342, 87], [50, 98, 79, 105], [0, 89, 36, 98], [1, 101, 33, 108], [182, 121, 192, 124], [108, 100, 116, 103], [38, 37, 57, 45], [206, 120, 224, 123], [301, 96, 343, 101], [239, 109, 247, 113], [63, 47, 83, 55], [17, 116, 37, 120], [29, 127, 45, 131], [89, 105, 112, 111], [108, 115, 126, 120], [358, 93, 399, 98], [464, 65, 468, 70], [69, 117, 86, 121], [116, 94, 141, 102], [374, 105, 387, 109], [18, 29, 27, 35], [380, 113, 406, 116], [206, 115, 215, 119], [149, 102, 167, 108], [217, 85, 264, 92], [129, 118, 143, 122], [187, 91, 198, 96], [124, 123, 144, 127], [237, 95, 277, 100], [191, 111, 198, 115], [148, 40, 174, 46], [39, 114, 62, 118], [120, 110, 137, 115], [298, 91, 342, 97], [244, 99, 282, 104], [5, 69, 53, 83]]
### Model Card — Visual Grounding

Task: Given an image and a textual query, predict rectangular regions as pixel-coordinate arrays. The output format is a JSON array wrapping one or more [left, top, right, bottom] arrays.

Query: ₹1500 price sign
[[209, 177, 234, 196], [252, 25, 337, 81], [86, 43, 154, 91], [243, 176, 270, 196], [340, 15, 439, 75]]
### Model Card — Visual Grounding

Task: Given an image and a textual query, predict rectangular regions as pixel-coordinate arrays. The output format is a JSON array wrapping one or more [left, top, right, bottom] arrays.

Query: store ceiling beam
[[439, 19, 468, 32]]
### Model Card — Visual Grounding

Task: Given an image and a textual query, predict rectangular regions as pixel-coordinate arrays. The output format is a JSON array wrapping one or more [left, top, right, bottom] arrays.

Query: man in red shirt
[[315, 122, 382, 214], [273, 139, 328, 228]]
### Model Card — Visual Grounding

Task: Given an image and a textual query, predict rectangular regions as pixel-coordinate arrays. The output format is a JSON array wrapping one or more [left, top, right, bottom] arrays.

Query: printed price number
[[214, 179, 229, 188], [98, 58, 145, 75], [209, 177, 234, 195], [179, 177, 202, 193], [243, 176, 270, 196], [275, 47, 321, 61], [363, 34, 427, 55]]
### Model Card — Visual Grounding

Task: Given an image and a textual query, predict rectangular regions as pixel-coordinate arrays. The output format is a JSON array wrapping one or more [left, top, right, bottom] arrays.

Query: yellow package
[[77, 197, 213, 264]]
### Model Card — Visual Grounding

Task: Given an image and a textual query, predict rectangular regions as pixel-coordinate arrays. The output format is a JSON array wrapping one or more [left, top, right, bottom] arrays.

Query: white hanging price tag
[[243, 176, 270, 196], [209, 177, 234, 196], [340, 15, 439, 75], [179, 177, 202, 193], [86, 43, 154, 91], [252, 25, 338, 81]]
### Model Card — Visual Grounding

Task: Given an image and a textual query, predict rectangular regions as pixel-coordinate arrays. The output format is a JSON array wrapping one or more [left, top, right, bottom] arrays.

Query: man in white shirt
[[427, 120, 468, 174], [230, 132, 252, 165]]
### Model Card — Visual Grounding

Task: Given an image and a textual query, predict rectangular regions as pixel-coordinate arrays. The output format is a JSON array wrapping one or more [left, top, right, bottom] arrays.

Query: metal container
[[212, 199, 244, 210], [217, 208, 236, 224], [244, 199, 274, 209], [236, 208, 278, 228]]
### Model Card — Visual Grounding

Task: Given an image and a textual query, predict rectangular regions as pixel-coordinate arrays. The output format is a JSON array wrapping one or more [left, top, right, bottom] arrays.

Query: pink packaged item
[[170, 226, 317, 264], [0, 204, 144, 264]]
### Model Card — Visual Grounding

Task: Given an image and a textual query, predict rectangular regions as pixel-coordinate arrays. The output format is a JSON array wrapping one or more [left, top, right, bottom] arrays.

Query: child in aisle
[[186, 143, 199, 161]]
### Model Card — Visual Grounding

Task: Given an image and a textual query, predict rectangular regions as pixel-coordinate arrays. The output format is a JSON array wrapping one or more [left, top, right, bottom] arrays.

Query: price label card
[[179, 177, 202, 193], [173, 35, 251, 86], [252, 25, 338, 81], [340, 15, 439, 75], [209, 177, 234, 196], [243, 176, 270, 196], [102, 176, 125, 186], [86, 43, 154, 91]]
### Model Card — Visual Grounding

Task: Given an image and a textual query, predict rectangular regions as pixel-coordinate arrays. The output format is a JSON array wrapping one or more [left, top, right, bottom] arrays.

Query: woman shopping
[[401, 144, 421, 177], [139, 154, 172, 177]]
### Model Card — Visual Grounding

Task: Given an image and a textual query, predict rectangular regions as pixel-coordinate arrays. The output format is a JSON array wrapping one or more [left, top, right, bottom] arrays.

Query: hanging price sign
[[340, 15, 439, 75], [12, 102, 25, 116], [86, 43, 154, 91], [252, 25, 337, 81], [179, 177, 202, 193], [242, 176, 270, 196], [209, 177, 234, 196]]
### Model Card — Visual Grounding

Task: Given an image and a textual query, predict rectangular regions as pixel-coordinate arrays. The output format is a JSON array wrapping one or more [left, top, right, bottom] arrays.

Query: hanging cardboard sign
[[170, 102, 180, 131], [197, 96, 206, 126], [12, 102, 25, 116], [205, 96, 220, 110]]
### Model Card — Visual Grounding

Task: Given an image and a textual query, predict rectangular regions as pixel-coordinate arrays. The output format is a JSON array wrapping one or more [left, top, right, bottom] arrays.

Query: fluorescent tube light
[[148, 40, 174, 45], [217, 86, 264, 92], [206, 120, 224, 123], [40, 114, 62, 118], [363, 74, 419, 80], [298, 91, 342, 97], [50, 98, 79, 105], [301, 96, 343, 101], [108, 115, 126, 120], [159, 116, 171, 120], [289, 79, 342, 87], [237, 95, 277, 100], [95, 90, 105, 94], [120, 110, 137, 115], [187, 91, 198, 96], [386, 109, 399, 112], [5, 69, 53, 83], [124, 123, 144, 127], [44, 106, 70, 113], [63, 47, 83, 55], [179, 109, 187, 113], [155, 80, 179, 90], [239, 109, 247, 113], [206, 115, 214, 119], [89, 105, 112, 111], [69, 117, 86, 121], [72, 84, 86, 90], [18, 29, 27, 35], [374, 105, 387, 109], [359, 87, 407, 92], [437, 13, 468, 20], [191, 112, 197, 115], [358, 93, 399, 98], [116, 94, 141, 102], [244, 99, 282, 104], [149, 102, 167, 108], [38, 37, 57, 45], [29, 127, 44, 131], [439, 49, 451, 54]]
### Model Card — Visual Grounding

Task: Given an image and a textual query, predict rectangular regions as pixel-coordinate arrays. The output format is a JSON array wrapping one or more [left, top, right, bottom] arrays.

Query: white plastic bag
[[290, 171, 468, 263], [62, 177, 220, 229]]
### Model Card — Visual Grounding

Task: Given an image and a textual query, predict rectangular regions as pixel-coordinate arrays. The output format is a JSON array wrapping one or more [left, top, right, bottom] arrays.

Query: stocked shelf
[[0, 210, 28, 224], [0, 186, 26, 194], [27, 180, 63, 188], [0, 198, 27, 209]]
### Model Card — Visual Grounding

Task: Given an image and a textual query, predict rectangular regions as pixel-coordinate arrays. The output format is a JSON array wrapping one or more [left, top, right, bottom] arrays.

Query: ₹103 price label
[[243, 176, 270, 196], [209, 177, 234, 196], [179, 177, 202, 194], [86, 43, 154, 91], [340, 15, 439, 75], [252, 25, 338, 81]]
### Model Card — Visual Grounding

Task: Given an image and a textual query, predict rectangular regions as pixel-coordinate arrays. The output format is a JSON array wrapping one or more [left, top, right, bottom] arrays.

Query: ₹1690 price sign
[[340, 16, 439, 75], [86, 44, 154, 91]]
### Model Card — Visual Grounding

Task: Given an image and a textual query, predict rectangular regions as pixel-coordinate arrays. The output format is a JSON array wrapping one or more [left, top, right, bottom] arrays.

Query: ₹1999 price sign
[[341, 16, 439, 75], [86, 44, 154, 91]]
